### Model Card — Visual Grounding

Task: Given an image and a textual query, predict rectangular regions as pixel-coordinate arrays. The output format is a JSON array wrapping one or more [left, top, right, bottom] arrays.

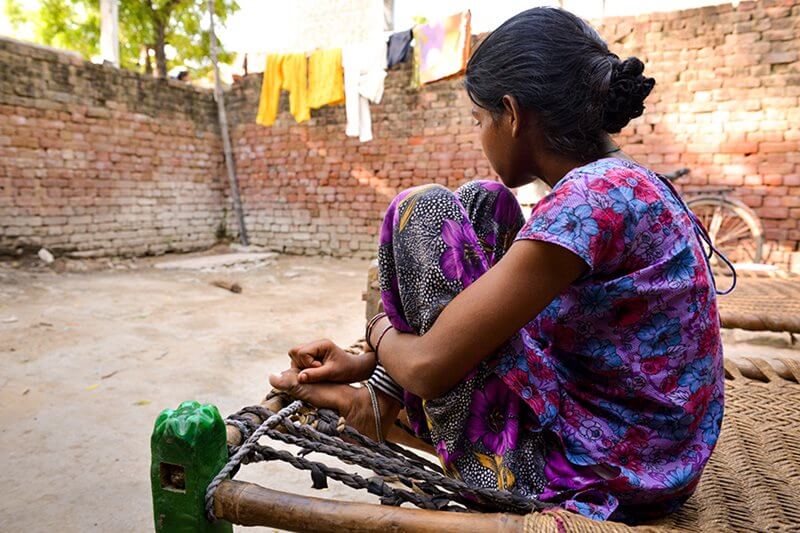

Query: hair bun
[[602, 57, 655, 134]]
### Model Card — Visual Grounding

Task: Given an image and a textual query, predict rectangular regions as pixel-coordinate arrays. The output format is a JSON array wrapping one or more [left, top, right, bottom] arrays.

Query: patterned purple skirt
[[376, 181, 547, 497]]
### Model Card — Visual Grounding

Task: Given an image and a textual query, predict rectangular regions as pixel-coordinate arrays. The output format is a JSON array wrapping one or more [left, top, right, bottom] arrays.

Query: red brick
[[761, 141, 798, 152], [719, 141, 759, 154], [5, 0, 800, 262], [764, 51, 798, 64], [761, 207, 790, 219]]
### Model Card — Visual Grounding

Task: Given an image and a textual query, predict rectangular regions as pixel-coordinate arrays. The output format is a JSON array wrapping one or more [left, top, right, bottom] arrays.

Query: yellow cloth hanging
[[280, 53, 310, 123], [308, 49, 344, 109], [255, 53, 310, 126], [256, 54, 282, 126]]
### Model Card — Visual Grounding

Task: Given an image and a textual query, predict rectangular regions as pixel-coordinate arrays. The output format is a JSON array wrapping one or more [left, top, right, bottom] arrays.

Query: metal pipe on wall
[[207, 0, 249, 246]]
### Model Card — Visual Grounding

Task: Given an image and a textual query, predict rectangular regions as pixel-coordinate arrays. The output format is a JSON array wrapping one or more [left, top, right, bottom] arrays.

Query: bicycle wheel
[[687, 196, 764, 264]]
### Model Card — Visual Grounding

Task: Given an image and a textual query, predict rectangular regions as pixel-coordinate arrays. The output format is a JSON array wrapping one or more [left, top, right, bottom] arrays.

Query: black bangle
[[365, 312, 387, 351], [373, 323, 393, 362]]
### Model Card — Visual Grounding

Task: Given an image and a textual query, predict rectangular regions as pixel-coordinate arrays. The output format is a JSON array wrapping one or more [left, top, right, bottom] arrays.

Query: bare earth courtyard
[[1, 251, 799, 532]]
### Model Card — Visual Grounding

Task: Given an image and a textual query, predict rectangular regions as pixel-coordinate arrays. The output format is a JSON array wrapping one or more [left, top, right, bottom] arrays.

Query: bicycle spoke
[[714, 225, 752, 246], [738, 241, 756, 262], [720, 214, 748, 230], [708, 206, 724, 242], [687, 193, 764, 265], [697, 210, 714, 231]]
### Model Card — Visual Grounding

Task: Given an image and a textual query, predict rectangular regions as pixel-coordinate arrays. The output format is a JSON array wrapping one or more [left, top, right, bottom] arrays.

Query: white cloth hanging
[[342, 41, 387, 143]]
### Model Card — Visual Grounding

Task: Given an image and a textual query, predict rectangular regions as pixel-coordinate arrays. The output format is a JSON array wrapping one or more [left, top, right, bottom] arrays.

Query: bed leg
[[150, 401, 233, 532]]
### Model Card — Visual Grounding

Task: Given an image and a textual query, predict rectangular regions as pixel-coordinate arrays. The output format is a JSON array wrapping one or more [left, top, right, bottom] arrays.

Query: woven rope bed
[[160, 354, 800, 533], [717, 277, 800, 334]]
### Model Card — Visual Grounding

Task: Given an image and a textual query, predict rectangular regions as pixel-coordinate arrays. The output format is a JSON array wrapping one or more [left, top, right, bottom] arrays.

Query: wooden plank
[[213, 480, 525, 532]]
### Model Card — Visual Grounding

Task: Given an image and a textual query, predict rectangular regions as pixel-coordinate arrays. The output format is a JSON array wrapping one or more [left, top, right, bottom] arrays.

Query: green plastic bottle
[[150, 401, 233, 533]]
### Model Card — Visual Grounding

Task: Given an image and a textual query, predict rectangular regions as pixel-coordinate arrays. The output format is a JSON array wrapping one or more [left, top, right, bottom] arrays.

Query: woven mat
[[524, 357, 800, 532], [717, 277, 800, 333]]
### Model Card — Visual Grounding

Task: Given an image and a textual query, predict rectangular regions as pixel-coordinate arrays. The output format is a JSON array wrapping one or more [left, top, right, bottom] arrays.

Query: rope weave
[[274, 405, 444, 474], [264, 421, 497, 511], [202, 355, 800, 531], [217, 399, 550, 515], [242, 442, 469, 511], [204, 399, 303, 521]]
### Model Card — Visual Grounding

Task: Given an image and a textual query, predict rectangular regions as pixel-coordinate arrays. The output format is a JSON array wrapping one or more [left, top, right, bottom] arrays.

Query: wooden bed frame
[[149, 355, 799, 533], [150, 392, 526, 532]]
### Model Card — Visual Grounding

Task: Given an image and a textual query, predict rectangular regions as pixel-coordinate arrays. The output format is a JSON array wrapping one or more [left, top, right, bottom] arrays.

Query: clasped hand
[[268, 339, 398, 443], [271, 339, 377, 386]]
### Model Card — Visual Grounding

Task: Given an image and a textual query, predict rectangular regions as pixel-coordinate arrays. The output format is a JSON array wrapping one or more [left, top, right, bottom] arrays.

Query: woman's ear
[[501, 94, 522, 138]]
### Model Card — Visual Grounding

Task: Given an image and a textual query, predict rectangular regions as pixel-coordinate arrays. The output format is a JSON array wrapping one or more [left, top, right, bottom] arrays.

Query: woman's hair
[[465, 7, 655, 161]]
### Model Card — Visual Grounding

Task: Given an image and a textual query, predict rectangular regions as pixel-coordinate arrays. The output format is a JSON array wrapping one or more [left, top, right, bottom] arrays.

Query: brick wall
[[0, 37, 226, 257], [228, 0, 800, 264], [227, 62, 485, 257], [599, 0, 800, 266], [3, 0, 800, 264]]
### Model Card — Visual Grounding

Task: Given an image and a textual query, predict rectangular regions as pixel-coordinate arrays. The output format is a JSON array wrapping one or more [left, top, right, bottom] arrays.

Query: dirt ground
[[1, 250, 799, 532]]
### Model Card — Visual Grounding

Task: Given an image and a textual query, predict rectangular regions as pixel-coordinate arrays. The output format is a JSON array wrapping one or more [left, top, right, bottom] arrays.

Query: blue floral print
[[699, 400, 723, 446], [585, 338, 623, 369], [663, 246, 696, 283], [636, 313, 683, 358], [550, 205, 599, 243], [664, 465, 695, 491], [678, 355, 714, 393], [513, 158, 723, 520]]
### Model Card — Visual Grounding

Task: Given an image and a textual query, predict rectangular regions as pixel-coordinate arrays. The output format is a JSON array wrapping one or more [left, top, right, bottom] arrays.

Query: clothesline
[[254, 10, 472, 143]]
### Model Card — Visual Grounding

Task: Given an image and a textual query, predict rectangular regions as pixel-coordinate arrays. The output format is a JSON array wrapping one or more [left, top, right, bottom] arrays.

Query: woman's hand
[[287, 339, 377, 384]]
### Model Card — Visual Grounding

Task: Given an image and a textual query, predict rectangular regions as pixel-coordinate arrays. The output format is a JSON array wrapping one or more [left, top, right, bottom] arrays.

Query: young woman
[[270, 7, 724, 522]]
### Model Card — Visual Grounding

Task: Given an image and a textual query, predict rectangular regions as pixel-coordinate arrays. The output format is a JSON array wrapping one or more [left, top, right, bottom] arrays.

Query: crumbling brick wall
[[0, 38, 227, 257], [2, 0, 800, 265], [228, 0, 800, 265]]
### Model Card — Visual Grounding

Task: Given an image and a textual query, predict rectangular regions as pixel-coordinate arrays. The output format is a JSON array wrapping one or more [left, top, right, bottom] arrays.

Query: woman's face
[[472, 105, 534, 189]]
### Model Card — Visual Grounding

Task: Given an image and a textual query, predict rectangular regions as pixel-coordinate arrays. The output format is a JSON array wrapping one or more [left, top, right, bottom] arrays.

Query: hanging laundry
[[413, 11, 471, 85], [256, 54, 282, 126], [255, 54, 310, 126], [410, 34, 421, 89], [342, 41, 387, 143], [308, 49, 345, 109], [280, 53, 311, 123], [387, 29, 413, 69]]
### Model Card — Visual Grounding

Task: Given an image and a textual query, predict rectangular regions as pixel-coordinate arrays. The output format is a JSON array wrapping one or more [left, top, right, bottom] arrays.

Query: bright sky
[[219, 0, 737, 53], [2, 0, 738, 54]]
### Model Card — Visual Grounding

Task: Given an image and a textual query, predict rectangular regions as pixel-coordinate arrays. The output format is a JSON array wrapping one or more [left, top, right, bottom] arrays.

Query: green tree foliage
[[3, 0, 239, 78]]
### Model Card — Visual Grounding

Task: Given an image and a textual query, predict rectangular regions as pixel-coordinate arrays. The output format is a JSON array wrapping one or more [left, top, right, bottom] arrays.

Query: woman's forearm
[[374, 328, 439, 398], [371, 241, 586, 400], [371, 308, 478, 399]]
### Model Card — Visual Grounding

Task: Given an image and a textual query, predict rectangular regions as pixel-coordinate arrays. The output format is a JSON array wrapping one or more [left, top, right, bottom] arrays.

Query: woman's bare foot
[[269, 368, 400, 441]]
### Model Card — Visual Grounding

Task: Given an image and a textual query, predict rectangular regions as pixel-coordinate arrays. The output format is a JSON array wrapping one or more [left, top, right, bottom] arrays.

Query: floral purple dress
[[375, 158, 724, 522]]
